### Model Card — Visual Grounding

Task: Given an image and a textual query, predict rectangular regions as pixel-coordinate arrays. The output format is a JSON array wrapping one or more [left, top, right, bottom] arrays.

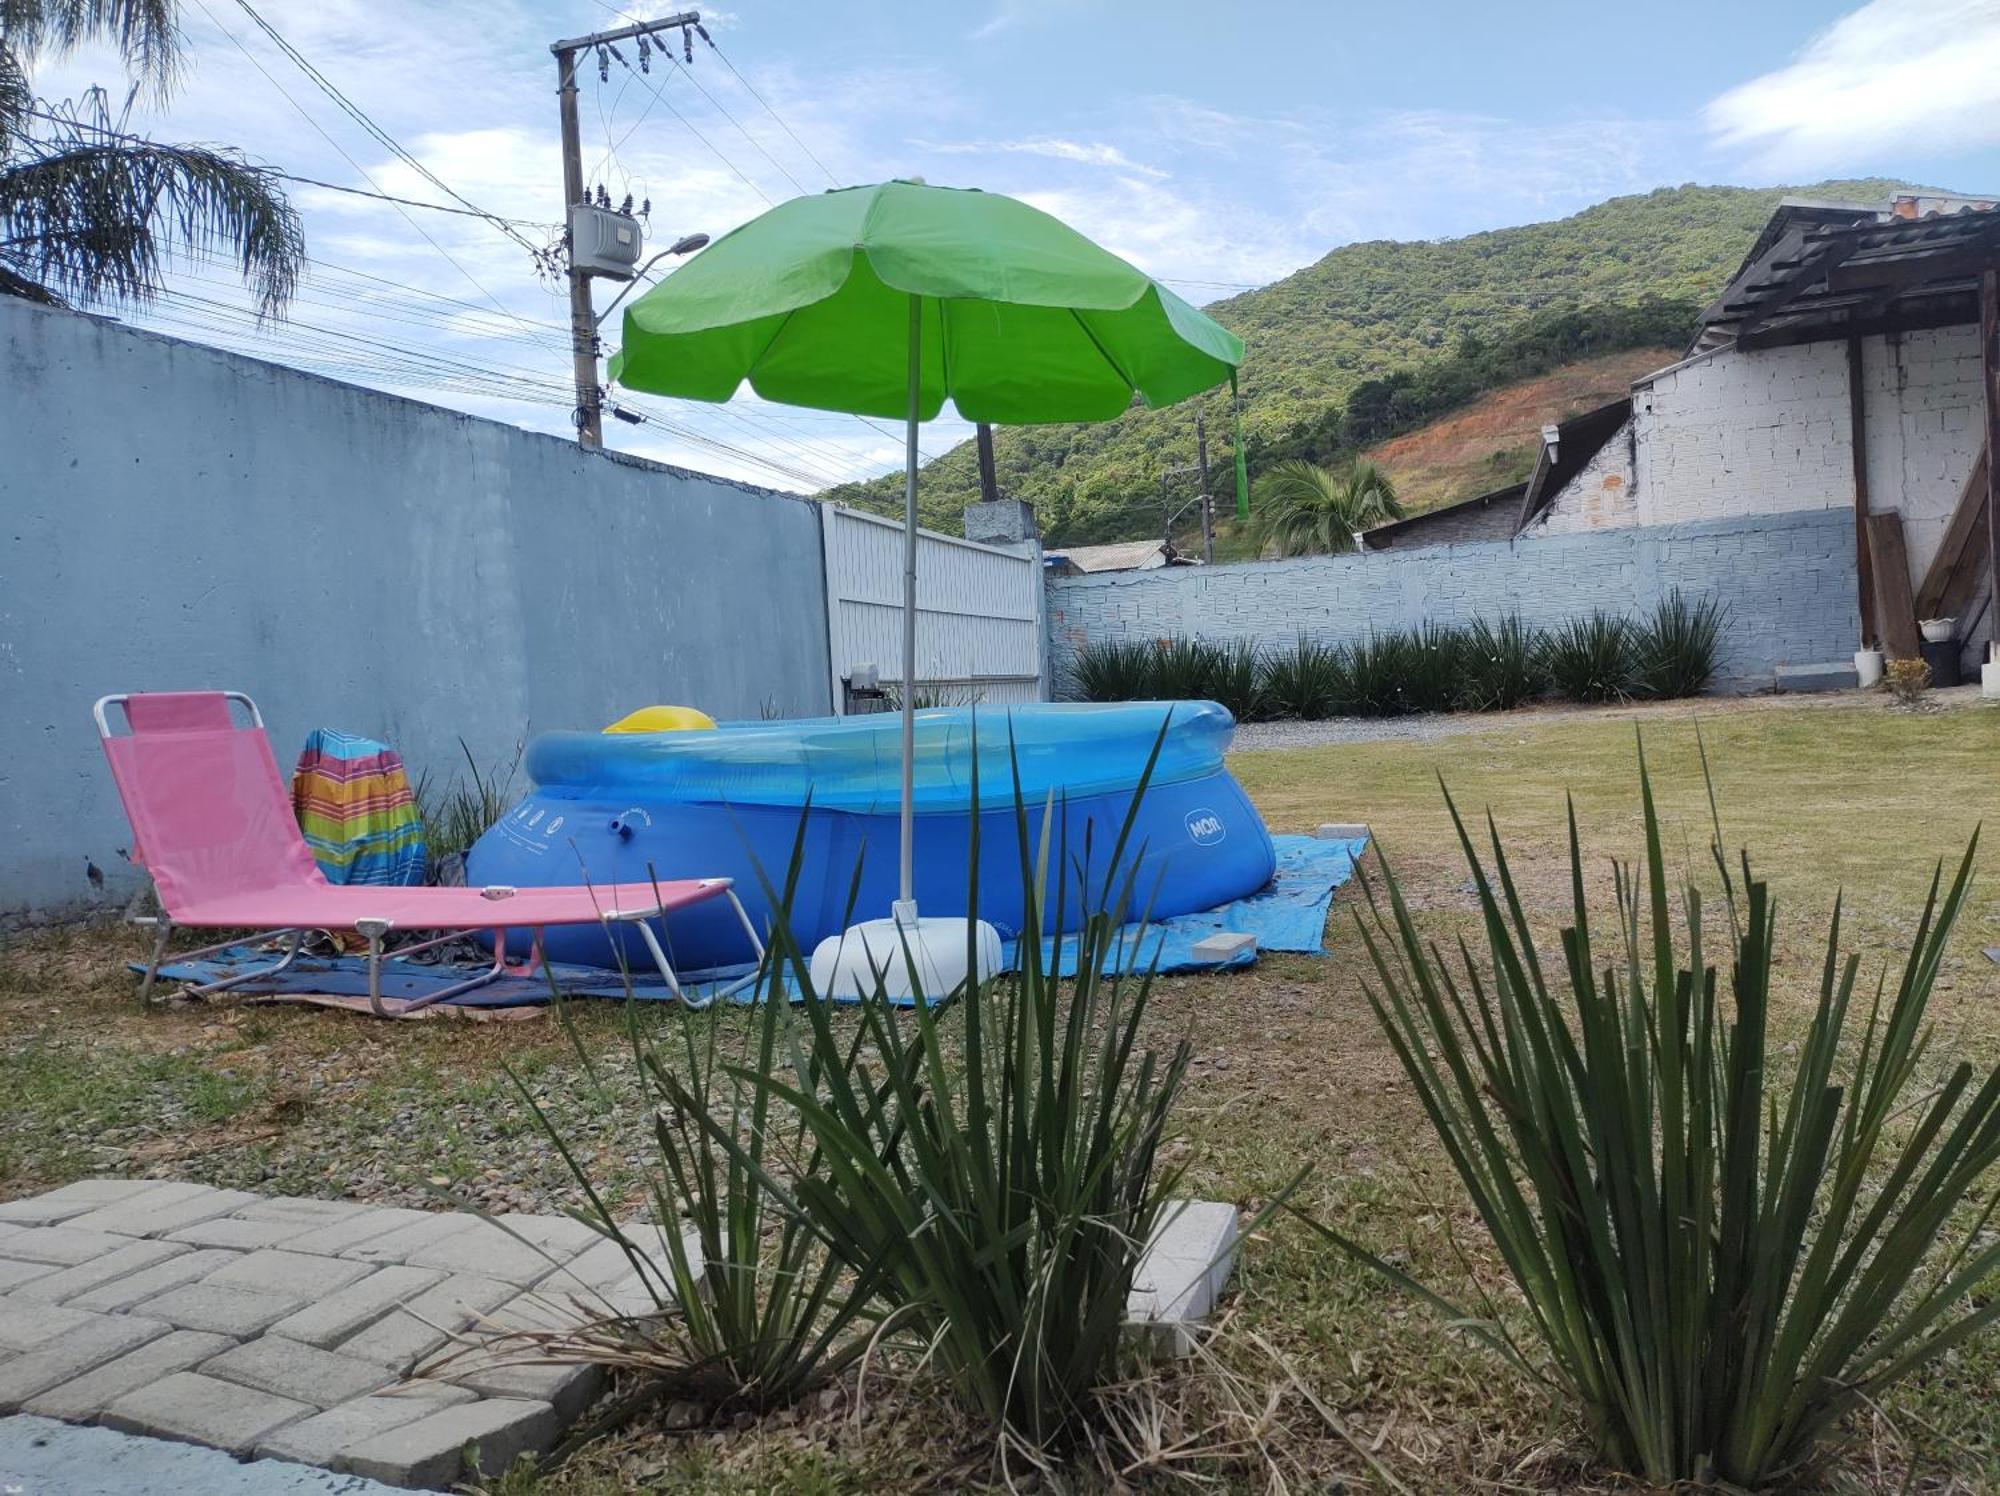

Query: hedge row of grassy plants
[[1068, 592, 1724, 719]]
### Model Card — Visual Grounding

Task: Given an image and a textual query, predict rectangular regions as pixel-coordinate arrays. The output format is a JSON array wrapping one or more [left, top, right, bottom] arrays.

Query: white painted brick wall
[[1535, 330, 1982, 589], [1538, 418, 1636, 533], [1861, 325, 1983, 590], [1633, 342, 1853, 525]]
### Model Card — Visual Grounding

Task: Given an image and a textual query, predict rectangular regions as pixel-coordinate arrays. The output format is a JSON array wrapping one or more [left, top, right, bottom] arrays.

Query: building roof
[[1042, 538, 1190, 574], [1515, 398, 1632, 530], [1363, 481, 1526, 549], [1696, 192, 2000, 352]]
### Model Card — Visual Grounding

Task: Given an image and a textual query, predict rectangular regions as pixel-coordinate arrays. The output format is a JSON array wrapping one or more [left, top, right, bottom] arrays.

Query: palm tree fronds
[[1, 0, 184, 97], [1252, 458, 1405, 557], [1, 135, 301, 314]]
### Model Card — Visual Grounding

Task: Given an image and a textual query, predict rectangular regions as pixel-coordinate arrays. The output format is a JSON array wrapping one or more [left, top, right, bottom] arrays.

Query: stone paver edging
[[0, 1179, 1241, 1489], [0, 1180, 655, 1488]]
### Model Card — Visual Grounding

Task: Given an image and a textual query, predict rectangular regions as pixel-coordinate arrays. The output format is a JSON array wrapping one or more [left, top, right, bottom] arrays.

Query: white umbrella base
[[808, 901, 1002, 1002]]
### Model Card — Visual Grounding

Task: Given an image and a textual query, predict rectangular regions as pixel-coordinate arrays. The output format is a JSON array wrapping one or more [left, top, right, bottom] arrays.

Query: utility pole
[[1194, 406, 1213, 564], [552, 12, 700, 449], [975, 422, 999, 504]]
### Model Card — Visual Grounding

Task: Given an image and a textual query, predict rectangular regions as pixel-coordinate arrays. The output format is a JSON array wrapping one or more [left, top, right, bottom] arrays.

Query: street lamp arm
[[594, 233, 710, 328]]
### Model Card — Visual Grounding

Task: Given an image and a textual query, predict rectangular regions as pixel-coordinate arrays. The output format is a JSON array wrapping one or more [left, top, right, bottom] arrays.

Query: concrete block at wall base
[[1775, 662, 1862, 693], [1127, 1200, 1240, 1357]]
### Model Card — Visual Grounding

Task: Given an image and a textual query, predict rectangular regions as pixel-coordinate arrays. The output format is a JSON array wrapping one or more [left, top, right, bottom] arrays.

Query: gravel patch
[[1230, 714, 1474, 750], [1227, 684, 1996, 753]]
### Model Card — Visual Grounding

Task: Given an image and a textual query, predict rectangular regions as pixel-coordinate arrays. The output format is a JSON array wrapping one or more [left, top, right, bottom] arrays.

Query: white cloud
[[1014, 177, 1311, 289], [965, 0, 1082, 42], [1287, 109, 1662, 244], [1706, 0, 2000, 173], [912, 134, 1165, 177]]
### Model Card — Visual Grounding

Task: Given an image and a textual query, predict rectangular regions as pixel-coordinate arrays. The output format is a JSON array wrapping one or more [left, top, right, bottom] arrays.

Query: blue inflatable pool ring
[[465, 701, 1276, 972]]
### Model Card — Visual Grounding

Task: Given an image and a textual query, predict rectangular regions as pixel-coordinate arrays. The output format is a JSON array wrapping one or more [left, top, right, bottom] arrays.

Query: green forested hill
[[824, 179, 1908, 542]]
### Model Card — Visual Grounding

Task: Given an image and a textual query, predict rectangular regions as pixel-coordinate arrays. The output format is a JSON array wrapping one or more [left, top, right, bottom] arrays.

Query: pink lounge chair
[[94, 691, 762, 1017]]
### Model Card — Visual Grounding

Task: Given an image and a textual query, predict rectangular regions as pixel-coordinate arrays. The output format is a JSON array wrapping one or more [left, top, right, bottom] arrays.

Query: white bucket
[[1984, 658, 2000, 701], [1854, 649, 1885, 689]]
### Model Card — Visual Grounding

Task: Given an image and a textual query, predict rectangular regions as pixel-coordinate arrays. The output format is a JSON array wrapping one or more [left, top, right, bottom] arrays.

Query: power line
[[154, 246, 881, 485], [600, 43, 772, 206], [81, 242, 860, 486], [18, 107, 557, 230], [228, 0, 548, 263], [658, 49, 810, 197], [137, 290, 838, 488], [51, 6, 932, 486], [582, 2, 834, 193], [275, 172, 557, 229], [188, 0, 570, 364], [701, 36, 838, 188]]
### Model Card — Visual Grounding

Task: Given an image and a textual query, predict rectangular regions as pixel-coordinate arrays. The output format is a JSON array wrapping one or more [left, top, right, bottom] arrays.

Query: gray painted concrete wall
[[1, 298, 833, 919], [1048, 507, 1859, 696]]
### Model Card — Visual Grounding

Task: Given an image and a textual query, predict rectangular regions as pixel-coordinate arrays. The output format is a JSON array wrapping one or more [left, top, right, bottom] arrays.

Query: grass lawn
[[3, 691, 1998, 1491]]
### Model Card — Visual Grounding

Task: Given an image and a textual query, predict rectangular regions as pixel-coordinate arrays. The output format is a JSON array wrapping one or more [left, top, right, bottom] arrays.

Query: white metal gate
[[821, 504, 1046, 710]]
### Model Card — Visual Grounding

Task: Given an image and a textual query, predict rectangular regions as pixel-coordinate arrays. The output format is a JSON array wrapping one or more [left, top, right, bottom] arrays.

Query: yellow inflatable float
[[602, 705, 717, 734]]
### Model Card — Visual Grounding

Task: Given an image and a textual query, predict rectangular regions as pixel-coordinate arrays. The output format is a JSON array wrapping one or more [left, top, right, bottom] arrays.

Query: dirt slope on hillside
[[1365, 347, 1675, 513]]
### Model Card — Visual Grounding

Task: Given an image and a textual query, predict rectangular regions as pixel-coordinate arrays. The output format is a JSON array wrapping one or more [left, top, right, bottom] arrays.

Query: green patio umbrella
[[609, 179, 1247, 993]]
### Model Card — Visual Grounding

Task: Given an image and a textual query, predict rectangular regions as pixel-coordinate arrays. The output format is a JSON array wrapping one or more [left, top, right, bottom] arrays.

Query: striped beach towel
[[291, 728, 427, 886]]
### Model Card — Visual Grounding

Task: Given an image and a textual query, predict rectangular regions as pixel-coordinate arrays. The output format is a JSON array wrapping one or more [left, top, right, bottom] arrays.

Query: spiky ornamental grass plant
[[1542, 612, 1637, 703], [1405, 623, 1470, 714], [1343, 631, 1414, 717], [1210, 639, 1271, 723], [495, 838, 885, 1431], [701, 721, 1203, 1460], [1634, 590, 1725, 700], [1262, 638, 1349, 720], [1150, 636, 1226, 702], [1068, 639, 1156, 702], [1461, 616, 1546, 711], [1304, 740, 2000, 1488], [413, 738, 521, 866]]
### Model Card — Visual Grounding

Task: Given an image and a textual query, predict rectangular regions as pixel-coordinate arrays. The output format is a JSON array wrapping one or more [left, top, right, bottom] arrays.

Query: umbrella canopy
[[608, 180, 1246, 940], [611, 179, 1245, 446]]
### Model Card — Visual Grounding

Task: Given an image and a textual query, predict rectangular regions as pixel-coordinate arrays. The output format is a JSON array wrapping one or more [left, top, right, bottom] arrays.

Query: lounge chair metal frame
[[96, 692, 765, 1017]]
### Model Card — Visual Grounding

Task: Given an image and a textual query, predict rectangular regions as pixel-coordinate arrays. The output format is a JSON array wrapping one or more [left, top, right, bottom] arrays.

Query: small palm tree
[[2, 0, 303, 315], [1252, 458, 1405, 557]]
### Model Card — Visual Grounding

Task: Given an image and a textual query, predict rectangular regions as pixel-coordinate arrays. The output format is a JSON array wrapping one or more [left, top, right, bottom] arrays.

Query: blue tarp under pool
[[140, 834, 1367, 1011]]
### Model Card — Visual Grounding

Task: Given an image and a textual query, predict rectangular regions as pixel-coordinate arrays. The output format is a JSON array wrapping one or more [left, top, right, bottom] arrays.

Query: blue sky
[[28, 0, 2000, 488]]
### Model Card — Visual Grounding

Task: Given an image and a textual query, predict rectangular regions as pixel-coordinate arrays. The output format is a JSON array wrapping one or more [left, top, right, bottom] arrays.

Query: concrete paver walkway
[[0, 1180, 653, 1489], [0, 1179, 1240, 1490]]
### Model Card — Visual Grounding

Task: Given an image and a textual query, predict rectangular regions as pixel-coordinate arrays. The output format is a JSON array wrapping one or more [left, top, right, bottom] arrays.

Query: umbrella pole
[[898, 295, 920, 913]]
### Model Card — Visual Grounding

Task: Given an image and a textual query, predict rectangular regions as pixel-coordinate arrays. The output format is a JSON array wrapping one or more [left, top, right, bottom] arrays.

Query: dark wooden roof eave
[[1363, 481, 1527, 546], [1696, 204, 2000, 352]]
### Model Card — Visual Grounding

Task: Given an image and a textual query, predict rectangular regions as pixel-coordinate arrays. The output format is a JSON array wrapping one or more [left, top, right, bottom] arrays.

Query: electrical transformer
[[569, 204, 642, 279]]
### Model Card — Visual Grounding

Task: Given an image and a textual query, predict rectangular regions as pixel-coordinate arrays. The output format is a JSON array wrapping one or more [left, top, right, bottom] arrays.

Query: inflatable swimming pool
[[465, 701, 1275, 971]]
